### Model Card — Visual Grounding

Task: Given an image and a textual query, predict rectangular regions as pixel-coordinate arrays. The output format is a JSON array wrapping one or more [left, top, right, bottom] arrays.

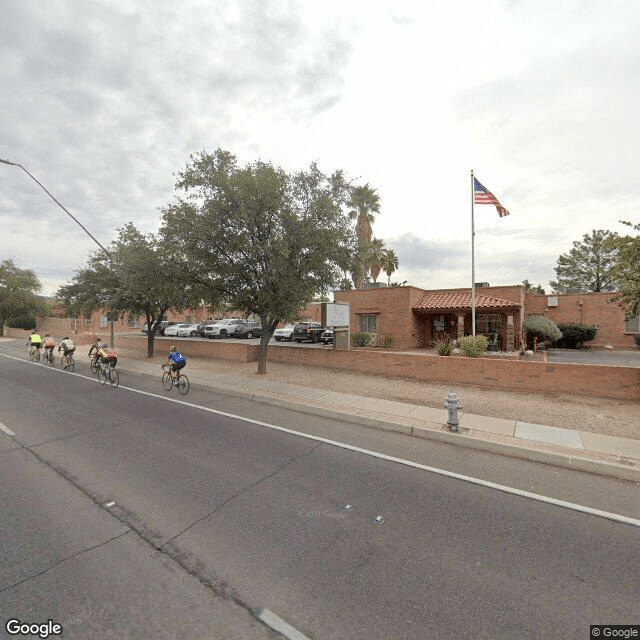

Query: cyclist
[[88, 337, 103, 368], [43, 334, 56, 362], [97, 343, 118, 370], [57, 336, 76, 366], [26, 330, 42, 356], [164, 346, 187, 381]]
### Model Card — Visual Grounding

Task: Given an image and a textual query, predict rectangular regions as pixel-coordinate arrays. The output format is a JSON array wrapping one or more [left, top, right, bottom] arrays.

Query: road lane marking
[[256, 609, 311, 640], [0, 421, 15, 436], [2, 352, 639, 528]]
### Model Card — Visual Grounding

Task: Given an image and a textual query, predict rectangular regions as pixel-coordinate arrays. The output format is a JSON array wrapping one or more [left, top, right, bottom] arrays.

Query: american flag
[[473, 178, 510, 217]]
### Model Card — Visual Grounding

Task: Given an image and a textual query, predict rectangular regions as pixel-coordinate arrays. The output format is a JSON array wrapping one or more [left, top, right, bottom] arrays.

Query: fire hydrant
[[444, 388, 462, 432]]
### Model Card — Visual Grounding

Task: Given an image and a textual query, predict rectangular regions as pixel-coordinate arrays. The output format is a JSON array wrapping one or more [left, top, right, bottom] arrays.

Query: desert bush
[[5, 316, 37, 330], [458, 334, 488, 357], [431, 336, 453, 356], [523, 317, 562, 348], [554, 323, 598, 348], [634, 334, 640, 348], [351, 332, 373, 347]]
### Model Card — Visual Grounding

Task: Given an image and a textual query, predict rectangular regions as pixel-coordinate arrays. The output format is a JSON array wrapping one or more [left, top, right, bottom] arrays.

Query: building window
[[626, 316, 640, 333], [99, 315, 108, 328], [433, 315, 446, 332], [359, 314, 378, 332], [526, 314, 545, 320], [477, 314, 501, 335]]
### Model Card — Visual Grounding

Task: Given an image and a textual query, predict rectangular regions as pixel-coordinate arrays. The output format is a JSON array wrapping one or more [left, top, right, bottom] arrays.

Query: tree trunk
[[147, 331, 155, 358], [0, 315, 4, 337], [256, 316, 278, 374]]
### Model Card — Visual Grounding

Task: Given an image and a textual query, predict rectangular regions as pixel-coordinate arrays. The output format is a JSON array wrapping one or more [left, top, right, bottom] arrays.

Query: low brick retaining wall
[[6, 330, 638, 400]]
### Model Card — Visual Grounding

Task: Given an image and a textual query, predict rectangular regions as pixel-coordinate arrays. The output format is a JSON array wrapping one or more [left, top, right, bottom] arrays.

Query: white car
[[176, 323, 200, 337], [204, 318, 244, 338], [272, 324, 296, 341], [163, 323, 192, 337]]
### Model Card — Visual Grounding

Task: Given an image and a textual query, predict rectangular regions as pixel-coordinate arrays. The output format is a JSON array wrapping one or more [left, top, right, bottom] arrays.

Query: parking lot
[[546, 349, 640, 367]]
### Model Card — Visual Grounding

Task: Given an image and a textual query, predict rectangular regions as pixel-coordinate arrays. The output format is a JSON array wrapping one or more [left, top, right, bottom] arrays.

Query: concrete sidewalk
[[121, 355, 640, 483]]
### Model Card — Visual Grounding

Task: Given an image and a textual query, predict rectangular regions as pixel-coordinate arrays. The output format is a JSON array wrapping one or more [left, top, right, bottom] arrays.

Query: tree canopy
[[550, 229, 619, 293], [607, 221, 640, 320], [0, 259, 44, 336], [160, 148, 357, 373], [57, 223, 200, 356]]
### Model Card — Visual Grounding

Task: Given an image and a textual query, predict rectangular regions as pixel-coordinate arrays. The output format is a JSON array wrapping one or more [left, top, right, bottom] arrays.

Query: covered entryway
[[412, 291, 522, 351]]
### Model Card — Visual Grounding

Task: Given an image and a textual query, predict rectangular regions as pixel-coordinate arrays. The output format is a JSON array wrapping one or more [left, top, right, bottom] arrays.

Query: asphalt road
[[1, 353, 639, 639]]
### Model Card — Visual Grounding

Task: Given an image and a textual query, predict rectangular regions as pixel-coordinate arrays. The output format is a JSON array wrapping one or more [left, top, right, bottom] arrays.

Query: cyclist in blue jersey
[[164, 346, 187, 382]]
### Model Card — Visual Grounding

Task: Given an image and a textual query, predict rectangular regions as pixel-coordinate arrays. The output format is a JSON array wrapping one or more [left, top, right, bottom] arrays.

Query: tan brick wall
[[525, 292, 636, 348], [334, 286, 427, 349], [61, 334, 640, 400]]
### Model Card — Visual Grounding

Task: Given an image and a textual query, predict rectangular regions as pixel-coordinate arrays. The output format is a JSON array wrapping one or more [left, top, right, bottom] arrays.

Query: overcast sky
[[2, 0, 639, 296]]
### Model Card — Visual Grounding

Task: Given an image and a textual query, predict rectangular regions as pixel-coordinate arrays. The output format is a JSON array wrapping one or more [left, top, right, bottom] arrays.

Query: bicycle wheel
[[67, 356, 75, 372], [31, 349, 40, 363], [109, 369, 119, 388], [45, 353, 54, 367], [98, 367, 107, 385], [176, 375, 190, 395], [91, 359, 100, 375], [162, 371, 173, 390]]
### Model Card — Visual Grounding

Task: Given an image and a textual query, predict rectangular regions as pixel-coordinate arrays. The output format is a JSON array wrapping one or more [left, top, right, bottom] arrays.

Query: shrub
[[351, 332, 373, 347], [555, 323, 598, 349], [458, 334, 488, 357], [5, 316, 37, 330], [431, 336, 453, 356], [523, 317, 562, 348], [634, 334, 640, 348], [385, 334, 393, 349]]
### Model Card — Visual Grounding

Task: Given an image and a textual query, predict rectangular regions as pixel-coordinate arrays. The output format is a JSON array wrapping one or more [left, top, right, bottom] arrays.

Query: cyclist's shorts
[[62, 348, 76, 356], [101, 357, 117, 366], [31, 342, 42, 348], [171, 361, 186, 372]]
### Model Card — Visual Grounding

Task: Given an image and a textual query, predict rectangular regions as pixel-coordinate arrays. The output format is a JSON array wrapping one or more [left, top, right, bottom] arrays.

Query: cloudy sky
[[2, 0, 639, 296]]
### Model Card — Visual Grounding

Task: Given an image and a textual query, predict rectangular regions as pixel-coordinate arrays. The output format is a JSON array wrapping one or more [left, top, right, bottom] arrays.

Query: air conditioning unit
[[474, 282, 490, 288]]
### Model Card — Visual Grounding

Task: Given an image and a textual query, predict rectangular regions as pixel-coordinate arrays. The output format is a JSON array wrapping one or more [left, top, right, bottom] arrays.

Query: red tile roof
[[413, 291, 520, 312]]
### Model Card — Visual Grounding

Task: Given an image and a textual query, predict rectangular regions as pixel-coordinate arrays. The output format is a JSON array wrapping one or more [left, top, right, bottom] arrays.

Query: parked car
[[234, 321, 263, 339], [272, 324, 296, 342], [163, 323, 192, 337], [197, 321, 213, 337], [204, 318, 245, 338], [141, 321, 174, 335], [291, 321, 326, 343], [176, 323, 200, 337], [320, 328, 334, 344]]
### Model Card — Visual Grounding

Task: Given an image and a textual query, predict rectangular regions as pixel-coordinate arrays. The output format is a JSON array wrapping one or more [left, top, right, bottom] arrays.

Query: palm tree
[[348, 184, 380, 288], [366, 237, 386, 283], [381, 249, 399, 287]]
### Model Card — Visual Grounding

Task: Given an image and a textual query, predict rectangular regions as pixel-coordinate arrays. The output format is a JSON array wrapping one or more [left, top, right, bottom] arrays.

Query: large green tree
[[607, 221, 640, 320], [57, 223, 201, 357], [550, 229, 619, 293], [160, 148, 357, 374], [0, 259, 44, 336]]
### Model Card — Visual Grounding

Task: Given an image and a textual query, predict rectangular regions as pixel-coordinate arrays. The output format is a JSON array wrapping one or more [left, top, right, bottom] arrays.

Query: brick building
[[334, 285, 637, 350]]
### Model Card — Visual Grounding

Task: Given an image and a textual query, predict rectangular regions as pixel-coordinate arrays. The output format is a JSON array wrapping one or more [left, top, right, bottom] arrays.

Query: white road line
[[256, 609, 311, 640], [0, 422, 15, 436], [2, 352, 640, 528]]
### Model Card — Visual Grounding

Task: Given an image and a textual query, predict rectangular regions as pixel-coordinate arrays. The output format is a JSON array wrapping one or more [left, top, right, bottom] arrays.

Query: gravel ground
[[121, 347, 640, 441]]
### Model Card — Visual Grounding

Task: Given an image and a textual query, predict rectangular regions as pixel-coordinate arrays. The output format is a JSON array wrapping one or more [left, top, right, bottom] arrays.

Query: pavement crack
[[161, 441, 325, 549], [0, 531, 131, 594]]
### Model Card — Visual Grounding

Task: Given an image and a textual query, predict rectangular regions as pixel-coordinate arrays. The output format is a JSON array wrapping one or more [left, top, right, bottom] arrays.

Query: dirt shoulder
[[119, 347, 640, 441]]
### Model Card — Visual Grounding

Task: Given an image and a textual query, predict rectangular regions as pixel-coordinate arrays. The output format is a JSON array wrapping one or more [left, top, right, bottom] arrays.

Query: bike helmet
[[170, 345, 177, 351]]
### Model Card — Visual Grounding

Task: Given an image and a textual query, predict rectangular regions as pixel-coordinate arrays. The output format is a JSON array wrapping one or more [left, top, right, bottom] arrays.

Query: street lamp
[[1, 158, 116, 347]]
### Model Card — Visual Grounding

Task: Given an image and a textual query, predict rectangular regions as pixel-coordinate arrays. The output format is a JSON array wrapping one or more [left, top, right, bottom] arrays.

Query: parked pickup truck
[[291, 321, 326, 343]]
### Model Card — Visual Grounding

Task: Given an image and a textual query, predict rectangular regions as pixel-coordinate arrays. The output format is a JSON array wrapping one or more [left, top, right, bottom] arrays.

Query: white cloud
[[1, 0, 639, 297]]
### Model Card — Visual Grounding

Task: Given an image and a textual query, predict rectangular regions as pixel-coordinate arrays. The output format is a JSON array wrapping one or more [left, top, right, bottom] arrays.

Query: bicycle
[[98, 361, 119, 388], [43, 350, 55, 367], [29, 346, 41, 363], [89, 355, 101, 375], [161, 364, 189, 395], [61, 352, 75, 371]]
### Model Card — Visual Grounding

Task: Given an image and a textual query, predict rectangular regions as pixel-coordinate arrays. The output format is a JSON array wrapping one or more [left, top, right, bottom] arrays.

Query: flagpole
[[471, 169, 476, 337]]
